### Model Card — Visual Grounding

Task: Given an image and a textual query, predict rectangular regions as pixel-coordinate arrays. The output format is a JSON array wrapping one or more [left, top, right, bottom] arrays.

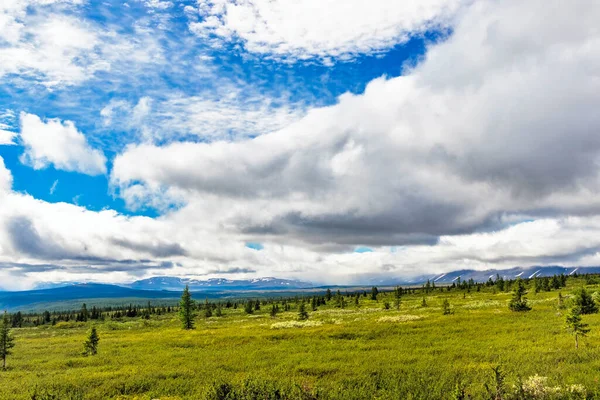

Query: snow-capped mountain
[[125, 277, 314, 291]]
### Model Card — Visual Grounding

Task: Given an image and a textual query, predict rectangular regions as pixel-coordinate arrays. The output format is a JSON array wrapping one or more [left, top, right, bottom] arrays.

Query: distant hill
[[4, 267, 600, 312], [363, 266, 599, 286], [124, 277, 314, 291], [0, 284, 182, 311]]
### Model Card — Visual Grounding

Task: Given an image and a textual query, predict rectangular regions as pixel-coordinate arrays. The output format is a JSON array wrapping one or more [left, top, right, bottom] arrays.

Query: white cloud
[[100, 83, 308, 143], [49, 180, 59, 195], [0, 0, 165, 87], [113, 0, 600, 250], [189, 0, 464, 61], [0, 156, 13, 194], [144, 0, 173, 10], [0, 130, 16, 145], [3, 0, 600, 288], [19, 113, 107, 175]]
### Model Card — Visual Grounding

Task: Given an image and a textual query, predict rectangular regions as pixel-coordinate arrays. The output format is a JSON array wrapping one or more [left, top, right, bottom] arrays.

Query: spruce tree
[[204, 299, 213, 318], [244, 301, 254, 314], [442, 299, 451, 315], [371, 286, 379, 301], [566, 307, 590, 349], [298, 302, 309, 321], [571, 288, 598, 314], [270, 304, 278, 318], [326, 288, 332, 301], [83, 326, 100, 356], [394, 286, 402, 310], [0, 312, 15, 369], [508, 278, 531, 311], [179, 285, 196, 329]]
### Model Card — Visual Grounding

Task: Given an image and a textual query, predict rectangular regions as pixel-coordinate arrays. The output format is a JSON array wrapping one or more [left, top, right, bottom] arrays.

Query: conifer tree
[[270, 304, 279, 318], [442, 299, 451, 315], [371, 286, 379, 301], [421, 297, 427, 307], [394, 286, 402, 310], [508, 278, 531, 311], [566, 307, 590, 349], [244, 301, 254, 314], [179, 285, 196, 329], [311, 296, 318, 311], [0, 312, 15, 369], [558, 292, 565, 309], [297, 302, 309, 321], [326, 288, 332, 301], [83, 326, 100, 356], [571, 288, 598, 314], [354, 294, 360, 308], [215, 304, 223, 317], [204, 299, 213, 318]]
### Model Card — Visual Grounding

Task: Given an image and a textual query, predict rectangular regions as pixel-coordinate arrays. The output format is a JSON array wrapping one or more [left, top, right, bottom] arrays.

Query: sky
[[1, 0, 600, 289]]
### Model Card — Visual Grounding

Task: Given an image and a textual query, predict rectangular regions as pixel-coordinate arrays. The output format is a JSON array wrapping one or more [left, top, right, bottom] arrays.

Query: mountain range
[[1, 266, 598, 312]]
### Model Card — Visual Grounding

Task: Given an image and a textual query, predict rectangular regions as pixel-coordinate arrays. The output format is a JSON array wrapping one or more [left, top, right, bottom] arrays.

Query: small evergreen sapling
[[204, 299, 213, 318], [297, 302, 309, 321], [394, 287, 402, 310], [270, 304, 279, 318], [442, 299, 452, 315], [509, 278, 531, 312], [566, 307, 590, 349], [83, 326, 100, 356], [571, 288, 598, 314], [244, 301, 254, 314], [0, 312, 15, 369]]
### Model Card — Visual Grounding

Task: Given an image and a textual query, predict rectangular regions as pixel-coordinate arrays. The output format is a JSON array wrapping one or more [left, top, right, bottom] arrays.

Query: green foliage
[[83, 326, 99, 356], [565, 307, 590, 349], [2, 274, 600, 399], [204, 300, 213, 319], [244, 301, 254, 314], [179, 285, 196, 330], [394, 286, 402, 310], [297, 302, 309, 321], [442, 299, 451, 315], [571, 288, 598, 314], [509, 278, 531, 312], [484, 365, 505, 400], [1, 311, 15, 369], [371, 287, 379, 301]]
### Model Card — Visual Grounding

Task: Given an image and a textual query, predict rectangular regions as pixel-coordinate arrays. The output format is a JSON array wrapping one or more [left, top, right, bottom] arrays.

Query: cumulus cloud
[[189, 0, 463, 61], [19, 113, 107, 175], [2, 0, 600, 289], [0, 156, 13, 194], [0, 130, 16, 145], [108, 0, 600, 266], [0, 0, 165, 87]]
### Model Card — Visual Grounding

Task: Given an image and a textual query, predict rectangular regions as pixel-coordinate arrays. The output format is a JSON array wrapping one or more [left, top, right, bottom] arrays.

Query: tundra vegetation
[[1, 273, 600, 399]]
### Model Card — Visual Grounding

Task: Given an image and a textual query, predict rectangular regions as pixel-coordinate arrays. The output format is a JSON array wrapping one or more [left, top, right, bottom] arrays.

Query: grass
[[2, 279, 600, 399]]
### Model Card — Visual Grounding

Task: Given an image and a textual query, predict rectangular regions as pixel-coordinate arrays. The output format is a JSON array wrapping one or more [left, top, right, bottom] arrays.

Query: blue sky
[[0, 0, 438, 216], [1, 0, 600, 289]]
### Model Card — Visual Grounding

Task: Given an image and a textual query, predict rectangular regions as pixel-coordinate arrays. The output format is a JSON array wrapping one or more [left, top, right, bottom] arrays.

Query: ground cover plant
[[1, 274, 600, 399]]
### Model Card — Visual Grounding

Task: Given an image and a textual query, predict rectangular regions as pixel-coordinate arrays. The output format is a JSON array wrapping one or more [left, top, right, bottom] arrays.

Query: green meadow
[[2, 278, 600, 399]]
